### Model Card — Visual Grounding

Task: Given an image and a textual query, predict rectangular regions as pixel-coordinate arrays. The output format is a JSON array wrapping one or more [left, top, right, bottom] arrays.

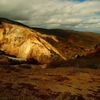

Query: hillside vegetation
[[33, 28, 100, 60]]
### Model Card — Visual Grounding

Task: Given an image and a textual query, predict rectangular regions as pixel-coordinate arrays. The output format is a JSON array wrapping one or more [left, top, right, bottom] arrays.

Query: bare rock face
[[0, 18, 66, 64]]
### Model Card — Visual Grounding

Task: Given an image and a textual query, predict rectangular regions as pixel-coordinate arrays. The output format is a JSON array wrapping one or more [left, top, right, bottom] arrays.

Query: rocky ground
[[0, 64, 100, 100]]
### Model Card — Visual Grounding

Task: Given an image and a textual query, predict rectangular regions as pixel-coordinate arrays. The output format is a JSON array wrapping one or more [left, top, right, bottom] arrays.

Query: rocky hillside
[[0, 18, 100, 66], [0, 18, 100, 100], [33, 28, 100, 59], [0, 18, 66, 64]]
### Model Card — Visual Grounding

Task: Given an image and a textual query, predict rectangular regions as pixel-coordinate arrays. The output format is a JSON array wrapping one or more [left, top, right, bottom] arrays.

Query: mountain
[[0, 18, 66, 65], [0, 18, 100, 67], [32, 27, 100, 59]]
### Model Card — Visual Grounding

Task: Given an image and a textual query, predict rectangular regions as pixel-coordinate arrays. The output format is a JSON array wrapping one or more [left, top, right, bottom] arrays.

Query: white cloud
[[84, 18, 100, 24], [0, 0, 100, 33]]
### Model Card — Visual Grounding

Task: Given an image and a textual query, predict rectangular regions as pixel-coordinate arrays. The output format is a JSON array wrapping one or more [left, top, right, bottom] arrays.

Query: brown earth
[[0, 65, 100, 100]]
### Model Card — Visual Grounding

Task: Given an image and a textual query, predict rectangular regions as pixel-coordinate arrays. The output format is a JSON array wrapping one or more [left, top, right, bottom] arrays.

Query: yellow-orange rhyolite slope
[[0, 19, 66, 64]]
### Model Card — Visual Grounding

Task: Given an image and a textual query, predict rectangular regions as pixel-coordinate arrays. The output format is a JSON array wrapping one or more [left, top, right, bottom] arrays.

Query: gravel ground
[[0, 65, 100, 100]]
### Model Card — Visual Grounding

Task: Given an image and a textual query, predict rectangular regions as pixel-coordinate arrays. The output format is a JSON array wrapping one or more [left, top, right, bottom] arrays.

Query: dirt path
[[0, 66, 100, 100]]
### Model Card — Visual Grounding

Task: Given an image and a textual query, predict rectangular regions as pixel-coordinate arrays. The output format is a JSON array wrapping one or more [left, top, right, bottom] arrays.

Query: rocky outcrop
[[0, 18, 66, 64]]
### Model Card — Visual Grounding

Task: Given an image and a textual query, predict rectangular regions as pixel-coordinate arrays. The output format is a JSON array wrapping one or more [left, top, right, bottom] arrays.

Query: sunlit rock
[[0, 18, 66, 64]]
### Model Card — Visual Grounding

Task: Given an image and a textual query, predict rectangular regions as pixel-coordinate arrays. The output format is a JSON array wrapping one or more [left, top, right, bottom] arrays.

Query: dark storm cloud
[[0, 0, 100, 33], [0, 0, 35, 20]]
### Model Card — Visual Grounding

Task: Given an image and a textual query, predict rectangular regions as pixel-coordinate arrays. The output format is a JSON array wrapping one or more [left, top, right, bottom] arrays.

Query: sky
[[0, 0, 100, 33]]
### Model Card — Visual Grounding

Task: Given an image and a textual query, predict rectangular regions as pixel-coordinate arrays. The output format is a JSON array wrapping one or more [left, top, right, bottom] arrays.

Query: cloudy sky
[[0, 0, 100, 33]]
